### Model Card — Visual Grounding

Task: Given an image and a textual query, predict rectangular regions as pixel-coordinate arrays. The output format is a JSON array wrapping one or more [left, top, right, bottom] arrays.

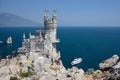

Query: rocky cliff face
[[99, 55, 119, 70], [0, 54, 120, 80], [99, 55, 120, 80], [0, 53, 85, 80]]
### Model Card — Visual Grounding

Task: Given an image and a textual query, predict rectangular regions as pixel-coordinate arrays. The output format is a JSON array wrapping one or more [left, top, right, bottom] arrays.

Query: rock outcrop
[[0, 54, 120, 80], [98, 55, 120, 80], [99, 55, 119, 70]]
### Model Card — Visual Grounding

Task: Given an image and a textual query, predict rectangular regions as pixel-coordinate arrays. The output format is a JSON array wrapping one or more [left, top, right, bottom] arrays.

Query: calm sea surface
[[0, 27, 120, 71]]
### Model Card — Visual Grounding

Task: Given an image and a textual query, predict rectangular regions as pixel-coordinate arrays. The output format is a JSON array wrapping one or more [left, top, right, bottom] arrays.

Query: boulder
[[0, 66, 12, 80], [94, 70, 103, 79], [21, 78, 31, 80], [113, 61, 120, 69], [22, 63, 31, 73], [67, 67, 85, 80], [29, 52, 40, 61], [18, 54, 27, 64], [32, 56, 51, 73], [39, 72, 55, 80], [99, 55, 119, 70], [22, 66, 28, 73], [84, 75, 94, 80]]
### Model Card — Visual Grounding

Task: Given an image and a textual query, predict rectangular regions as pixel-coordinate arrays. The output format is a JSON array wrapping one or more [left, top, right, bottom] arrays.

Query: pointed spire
[[39, 31, 41, 37], [44, 9, 47, 16], [23, 33, 25, 39], [44, 10, 49, 17], [52, 10, 57, 17], [29, 32, 31, 38], [46, 10, 49, 15]]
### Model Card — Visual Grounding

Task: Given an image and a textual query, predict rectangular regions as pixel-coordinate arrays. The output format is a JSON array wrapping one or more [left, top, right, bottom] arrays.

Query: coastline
[[0, 12, 120, 80], [0, 53, 120, 80]]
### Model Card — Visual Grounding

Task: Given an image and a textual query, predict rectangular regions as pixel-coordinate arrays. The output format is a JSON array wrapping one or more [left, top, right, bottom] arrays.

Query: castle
[[18, 10, 60, 62]]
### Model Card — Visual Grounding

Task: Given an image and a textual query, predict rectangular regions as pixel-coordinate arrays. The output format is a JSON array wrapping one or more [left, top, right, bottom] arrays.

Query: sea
[[0, 27, 120, 71]]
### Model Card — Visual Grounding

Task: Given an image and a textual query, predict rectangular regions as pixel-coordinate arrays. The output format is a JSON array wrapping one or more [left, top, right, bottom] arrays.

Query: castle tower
[[44, 10, 57, 30], [22, 33, 26, 48], [44, 10, 58, 43], [30, 35, 36, 52], [52, 10, 57, 29], [44, 10, 49, 30]]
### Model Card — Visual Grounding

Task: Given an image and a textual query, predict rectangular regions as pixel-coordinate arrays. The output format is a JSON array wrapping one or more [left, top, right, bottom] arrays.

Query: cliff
[[0, 54, 120, 80]]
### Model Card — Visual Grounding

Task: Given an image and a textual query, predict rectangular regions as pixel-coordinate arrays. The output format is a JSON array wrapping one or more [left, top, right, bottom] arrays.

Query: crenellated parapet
[[44, 10, 57, 30]]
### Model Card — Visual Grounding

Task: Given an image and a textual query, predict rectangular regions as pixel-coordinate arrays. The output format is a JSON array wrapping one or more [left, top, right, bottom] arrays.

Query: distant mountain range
[[0, 12, 40, 27]]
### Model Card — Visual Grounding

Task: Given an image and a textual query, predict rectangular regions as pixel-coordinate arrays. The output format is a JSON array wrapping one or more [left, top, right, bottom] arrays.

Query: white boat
[[7, 36, 12, 44], [71, 58, 82, 65]]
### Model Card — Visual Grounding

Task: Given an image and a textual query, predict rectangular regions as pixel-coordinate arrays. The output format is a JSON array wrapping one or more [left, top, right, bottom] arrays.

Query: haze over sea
[[0, 27, 120, 71]]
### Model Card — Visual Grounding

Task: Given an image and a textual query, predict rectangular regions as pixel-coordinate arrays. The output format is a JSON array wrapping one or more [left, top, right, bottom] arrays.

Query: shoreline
[[0, 54, 120, 80]]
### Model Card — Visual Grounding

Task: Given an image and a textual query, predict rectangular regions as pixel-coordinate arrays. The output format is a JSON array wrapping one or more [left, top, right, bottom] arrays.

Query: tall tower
[[52, 10, 57, 30], [44, 10, 49, 30], [44, 10, 58, 43]]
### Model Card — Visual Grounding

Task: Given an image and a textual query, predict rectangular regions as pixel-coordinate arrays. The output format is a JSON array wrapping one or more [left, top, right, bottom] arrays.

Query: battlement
[[44, 10, 57, 30]]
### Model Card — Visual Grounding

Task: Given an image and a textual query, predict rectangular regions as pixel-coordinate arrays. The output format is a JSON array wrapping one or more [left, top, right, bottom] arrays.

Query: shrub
[[19, 69, 32, 77], [10, 76, 18, 80]]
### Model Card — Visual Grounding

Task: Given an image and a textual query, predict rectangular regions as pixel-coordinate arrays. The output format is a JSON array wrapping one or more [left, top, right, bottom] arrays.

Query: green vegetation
[[19, 69, 32, 78], [10, 76, 18, 80]]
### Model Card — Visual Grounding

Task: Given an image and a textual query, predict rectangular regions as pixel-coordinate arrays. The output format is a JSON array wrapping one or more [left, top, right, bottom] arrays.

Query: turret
[[44, 10, 57, 30], [44, 10, 49, 29], [23, 33, 26, 40], [29, 32, 31, 38], [43, 10, 59, 43], [30, 35, 36, 52], [52, 10, 57, 29], [52, 10, 57, 21]]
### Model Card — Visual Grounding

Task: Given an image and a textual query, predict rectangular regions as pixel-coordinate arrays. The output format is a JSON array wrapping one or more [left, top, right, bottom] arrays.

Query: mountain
[[0, 12, 40, 27]]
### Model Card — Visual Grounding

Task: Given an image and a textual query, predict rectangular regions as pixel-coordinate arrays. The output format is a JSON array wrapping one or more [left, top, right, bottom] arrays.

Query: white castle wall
[[18, 11, 59, 61]]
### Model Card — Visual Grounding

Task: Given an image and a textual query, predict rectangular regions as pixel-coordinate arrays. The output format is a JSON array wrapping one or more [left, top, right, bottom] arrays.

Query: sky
[[0, 0, 120, 27]]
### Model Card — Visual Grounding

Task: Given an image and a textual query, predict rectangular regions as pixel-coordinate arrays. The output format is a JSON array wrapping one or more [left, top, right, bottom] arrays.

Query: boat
[[71, 58, 82, 65], [7, 36, 12, 44]]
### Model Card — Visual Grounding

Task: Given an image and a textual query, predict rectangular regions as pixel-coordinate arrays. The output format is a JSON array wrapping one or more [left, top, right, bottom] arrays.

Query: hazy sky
[[0, 0, 120, 26]]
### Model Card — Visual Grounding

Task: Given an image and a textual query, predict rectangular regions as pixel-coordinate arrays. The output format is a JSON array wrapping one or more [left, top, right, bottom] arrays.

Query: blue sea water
[[0, 27, 120, 71]]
